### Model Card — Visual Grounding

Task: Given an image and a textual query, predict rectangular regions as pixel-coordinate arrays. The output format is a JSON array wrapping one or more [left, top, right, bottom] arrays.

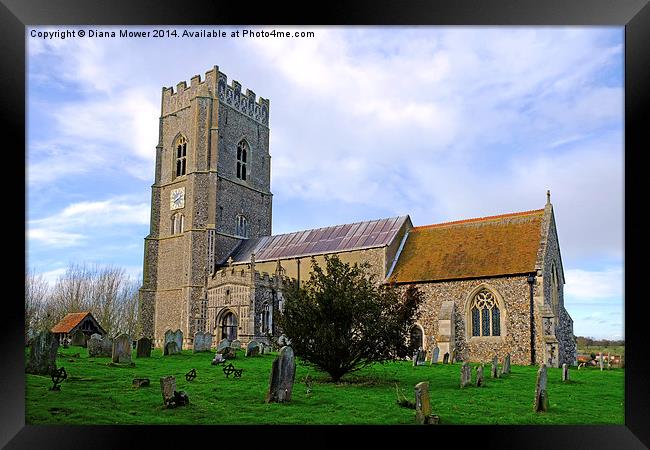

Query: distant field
[[578, 345, 624, 357], [26, 346, 624, 425]]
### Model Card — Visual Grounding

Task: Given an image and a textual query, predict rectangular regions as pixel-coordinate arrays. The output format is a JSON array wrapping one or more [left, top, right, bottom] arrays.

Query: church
[[138, 65, 577, 368]]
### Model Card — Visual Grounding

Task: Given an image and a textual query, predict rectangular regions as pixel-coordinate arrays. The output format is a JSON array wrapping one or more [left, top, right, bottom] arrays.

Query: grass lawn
[[26, 346, 624, 425]]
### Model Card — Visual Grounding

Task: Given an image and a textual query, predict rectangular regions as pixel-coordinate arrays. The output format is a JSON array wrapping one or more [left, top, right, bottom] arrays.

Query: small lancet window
[[236, 140, 248, 181], [171, 213, 185, 235], [175, 136, 187, 177]]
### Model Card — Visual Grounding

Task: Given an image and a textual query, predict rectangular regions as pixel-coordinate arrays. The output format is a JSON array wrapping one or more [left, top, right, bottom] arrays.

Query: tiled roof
[[390, 209, 545, 283], [50, 312, 92, 333], [226, 216, 410, 264]]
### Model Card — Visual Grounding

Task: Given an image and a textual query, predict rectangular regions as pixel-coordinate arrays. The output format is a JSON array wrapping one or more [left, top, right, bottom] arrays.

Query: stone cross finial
[[227, 256, 234, 267], [546, 190, 551, 205]]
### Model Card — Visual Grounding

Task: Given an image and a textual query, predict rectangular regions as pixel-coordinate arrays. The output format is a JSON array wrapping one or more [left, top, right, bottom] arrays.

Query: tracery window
[[235, 214, 249, 238], [470, 289, 501, 337], [236, 139, 248, 181], [175, 135, 187, 177]]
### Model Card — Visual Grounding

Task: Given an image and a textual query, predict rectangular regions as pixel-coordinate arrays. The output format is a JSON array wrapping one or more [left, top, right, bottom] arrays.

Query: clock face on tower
[[170, 187, 185, 210]]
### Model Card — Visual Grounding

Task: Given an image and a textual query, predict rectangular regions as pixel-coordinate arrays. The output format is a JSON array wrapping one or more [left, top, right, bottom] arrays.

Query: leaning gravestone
[[491, 356, 499, 378], [136, 337, 152, 358], [476, 365, 484, 387], [26, 331, 59, 375], [534, 364, 549, 412], [217, 346, 236, 359], [562, 363, 569, 381], [112, 333, 132, 364], [414, 382, 435, 424], [460, 362, 471, 388], [265, 346, 296, 403], [217, 338, 231, 353], [503, 353, 511, 374], [70, 329, 87, 347], [230, 339, 241, 350], [246, 340, 261, 357], [430, 346, 440, 365]]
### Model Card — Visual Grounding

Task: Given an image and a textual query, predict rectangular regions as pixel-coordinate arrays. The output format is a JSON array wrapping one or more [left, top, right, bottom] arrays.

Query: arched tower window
[[175, 135, 187, 178], [235, 215, 249, 238], [220, 311, 238, 340], [260, 302, 271, 333], [409, 324, 423, 350], [470, 289, 501, 337], [171, 213, 185, 235], [236, 140, 248, 181]]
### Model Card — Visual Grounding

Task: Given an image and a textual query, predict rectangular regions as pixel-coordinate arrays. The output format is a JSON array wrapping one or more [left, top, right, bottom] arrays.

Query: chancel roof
[[389, 209, 545, 283], [226, 216, 410, 264]]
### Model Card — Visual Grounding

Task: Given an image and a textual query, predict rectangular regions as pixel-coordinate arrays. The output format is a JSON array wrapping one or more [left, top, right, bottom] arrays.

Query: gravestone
[[26, 331, 59, 375], [212, 353, 226, 365], [414, 382, 435, 424], [160, 375, 176, 404], [265, 346, 296, 403], [460, 362, 471, 388], [173, 329, 183, 352], [416, 348, 426, 366], [132, 378, 150, 388], [562, 363, 569, 381], [430, 346, 440, 365], [412, 350, 418, 367], [136, 337, 152, 358], [230, 339, 241, 350], [259, 342, 266, 355], [218, 346, 236, 359], [442, 352, 449, 364], [217, 338, 231, 353], [193, 331, 212, 353], [70, 329, 87, 347], [246, 340, 261, 357], [88, 333, 112, 357], [278, 335, 292, 346], [534, 364, 549, 412], [449, 348, 455, 364], [476, 365, 484, 387], [112, 333, 132, 364], [491, 356, 499, 378], [165, 341, 179, 356], [503, 353, 511, 374]]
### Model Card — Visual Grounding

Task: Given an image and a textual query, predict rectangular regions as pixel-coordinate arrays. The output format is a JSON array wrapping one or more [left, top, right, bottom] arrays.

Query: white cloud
[[28, 196, 150, 248], [564, 267, 624, 302]]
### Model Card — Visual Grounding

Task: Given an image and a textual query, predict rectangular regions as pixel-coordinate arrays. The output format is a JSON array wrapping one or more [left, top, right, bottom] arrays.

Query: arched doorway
[[410, 324, 423, 350], [220, 311, 238, 340]]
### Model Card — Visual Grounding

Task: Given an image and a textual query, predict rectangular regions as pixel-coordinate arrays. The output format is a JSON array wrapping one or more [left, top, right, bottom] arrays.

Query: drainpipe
[[296, 258, 301, 287], [527, 274, 537, 365]]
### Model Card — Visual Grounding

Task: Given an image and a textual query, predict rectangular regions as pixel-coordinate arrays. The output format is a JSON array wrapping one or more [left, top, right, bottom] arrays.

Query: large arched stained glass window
[[470, 289, 500, 337]]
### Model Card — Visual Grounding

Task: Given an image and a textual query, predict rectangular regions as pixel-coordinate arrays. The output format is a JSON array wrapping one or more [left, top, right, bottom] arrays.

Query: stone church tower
[[139, 66, 272, 346]]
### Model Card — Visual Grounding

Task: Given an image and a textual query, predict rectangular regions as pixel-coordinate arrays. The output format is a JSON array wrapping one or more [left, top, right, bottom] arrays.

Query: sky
[[25, 26, 624, 340]]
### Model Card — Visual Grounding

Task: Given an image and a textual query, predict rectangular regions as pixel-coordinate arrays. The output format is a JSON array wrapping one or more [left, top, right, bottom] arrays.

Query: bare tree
[[25, 269, 50, 343], [35, 263, 140, 338]]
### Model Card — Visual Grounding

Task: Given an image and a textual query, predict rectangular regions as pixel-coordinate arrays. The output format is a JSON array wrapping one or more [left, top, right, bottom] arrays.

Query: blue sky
[[26, 26, 624, 340]]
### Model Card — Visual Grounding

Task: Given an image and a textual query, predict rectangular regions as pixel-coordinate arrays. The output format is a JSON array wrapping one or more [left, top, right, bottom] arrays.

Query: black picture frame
[[6, 0, 648, 447]]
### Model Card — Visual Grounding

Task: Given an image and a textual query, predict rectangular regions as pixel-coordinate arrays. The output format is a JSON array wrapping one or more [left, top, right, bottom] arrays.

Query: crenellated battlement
[[210, 262, 289, 289], [161, 65, 270, 127]]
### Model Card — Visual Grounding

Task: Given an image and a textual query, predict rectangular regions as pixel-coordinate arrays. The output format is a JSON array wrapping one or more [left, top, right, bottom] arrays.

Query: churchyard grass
[[26, 346, 624, 425]]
